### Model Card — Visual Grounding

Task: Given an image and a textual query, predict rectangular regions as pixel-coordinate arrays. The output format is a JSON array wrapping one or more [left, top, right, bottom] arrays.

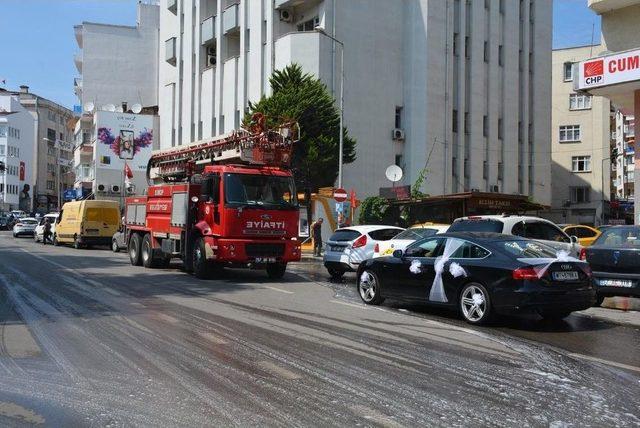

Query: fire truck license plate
[[255, 257, 276, 263]]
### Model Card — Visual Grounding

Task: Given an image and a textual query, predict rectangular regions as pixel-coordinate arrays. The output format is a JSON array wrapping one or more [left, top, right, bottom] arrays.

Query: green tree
[[358, 196, 389, 225], [245, 64, 356, 191]]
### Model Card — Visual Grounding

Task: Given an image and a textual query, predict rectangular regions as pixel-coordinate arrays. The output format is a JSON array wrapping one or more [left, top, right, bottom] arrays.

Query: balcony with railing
[[165, 37, 177, 65], [74, 53, 82, 73], [589, 0, 640, 14], [222, 3, 239, 34], [73, 78, 82, 97], [201, 15, 216, 45], [167, 0, 177, 14], [74, 25, 83, 48], [274, 31, 332, 87]]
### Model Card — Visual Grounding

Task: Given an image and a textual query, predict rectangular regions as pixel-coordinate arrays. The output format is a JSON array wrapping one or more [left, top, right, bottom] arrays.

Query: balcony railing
[[222, 3, 239, 34], [201, 15, 216, 45], [74, 53, 82, 73], [167, 0, 177, 14]]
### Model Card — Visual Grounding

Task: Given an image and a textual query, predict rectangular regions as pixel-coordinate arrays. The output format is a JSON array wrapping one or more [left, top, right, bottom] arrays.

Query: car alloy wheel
[[460, 283, 490, 324], [358, 270, 383, 305], [112, 240, 120, 253]]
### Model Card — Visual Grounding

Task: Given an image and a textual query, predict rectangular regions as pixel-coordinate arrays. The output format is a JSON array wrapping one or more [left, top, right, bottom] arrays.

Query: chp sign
[[575, 48, 640, 90]]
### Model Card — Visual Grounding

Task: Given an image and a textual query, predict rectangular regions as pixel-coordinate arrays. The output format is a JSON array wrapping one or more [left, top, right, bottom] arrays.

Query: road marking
[[567, 352, 640, 374], [349, 405, 402, 428], [198, 332, 229, 345], [155, 313, 180, 324], [331, 300, 367, 309], [257, 361, 301, 380], [0, 401, 45, 425], [264, 286, 293, 294]]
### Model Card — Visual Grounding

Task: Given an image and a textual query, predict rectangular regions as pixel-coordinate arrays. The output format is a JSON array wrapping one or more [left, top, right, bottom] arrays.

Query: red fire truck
[[124, 114, 301, 279]]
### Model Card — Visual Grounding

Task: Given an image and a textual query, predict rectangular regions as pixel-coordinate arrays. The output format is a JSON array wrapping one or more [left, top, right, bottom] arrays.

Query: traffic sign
[[333, 188, 348, 202]]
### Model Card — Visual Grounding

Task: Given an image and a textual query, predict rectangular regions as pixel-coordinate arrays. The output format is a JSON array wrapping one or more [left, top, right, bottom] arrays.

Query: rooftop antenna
[[590, 21, 595, 57]]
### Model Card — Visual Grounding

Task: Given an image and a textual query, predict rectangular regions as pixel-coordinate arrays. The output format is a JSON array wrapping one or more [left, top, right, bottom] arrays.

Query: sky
[[0, 0, 601, 110]]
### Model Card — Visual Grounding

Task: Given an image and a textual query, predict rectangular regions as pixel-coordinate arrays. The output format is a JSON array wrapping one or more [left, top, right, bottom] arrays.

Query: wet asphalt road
[[0, 231, 638, 426]]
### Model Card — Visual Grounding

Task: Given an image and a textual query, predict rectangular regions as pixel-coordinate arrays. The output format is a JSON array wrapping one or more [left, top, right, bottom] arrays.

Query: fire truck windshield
[[224, 173, 297, 209]]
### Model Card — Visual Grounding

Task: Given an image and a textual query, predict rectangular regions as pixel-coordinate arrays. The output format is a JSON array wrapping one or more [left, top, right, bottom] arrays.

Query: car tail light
[[352, 234, 367, 248], [374, 243, 379, 253], [512, 266, 539, 280], [579, 248, 587, 261]]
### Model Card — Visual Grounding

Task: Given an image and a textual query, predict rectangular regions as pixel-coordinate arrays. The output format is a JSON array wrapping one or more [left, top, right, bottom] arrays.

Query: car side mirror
[[570, 235, 579, 244], [392, 249, 404, 258]]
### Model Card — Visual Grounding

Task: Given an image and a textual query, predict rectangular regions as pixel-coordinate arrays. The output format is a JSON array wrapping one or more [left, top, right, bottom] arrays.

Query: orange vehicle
[[124, 115, 301, 279], [561, 224, 601, 247]]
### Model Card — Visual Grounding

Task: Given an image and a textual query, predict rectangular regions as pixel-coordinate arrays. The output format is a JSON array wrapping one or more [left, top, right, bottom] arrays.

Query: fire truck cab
[[124, 116, 301, 279]]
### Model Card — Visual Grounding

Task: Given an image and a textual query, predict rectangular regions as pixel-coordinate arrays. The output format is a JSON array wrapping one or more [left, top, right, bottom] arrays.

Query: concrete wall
[[158, 0, 551, 205], [76, 3, 159, 109]]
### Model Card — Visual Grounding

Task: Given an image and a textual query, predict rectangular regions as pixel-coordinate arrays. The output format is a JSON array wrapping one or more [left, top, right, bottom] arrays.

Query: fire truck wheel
[[192, 237, 212, 279], [141, 234, 157, 268], [266, 263, 287, 280], [129, 234, 142, 266]]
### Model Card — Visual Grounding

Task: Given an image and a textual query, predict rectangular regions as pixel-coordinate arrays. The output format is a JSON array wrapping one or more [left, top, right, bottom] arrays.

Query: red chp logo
[[584, 59, 604, 85]]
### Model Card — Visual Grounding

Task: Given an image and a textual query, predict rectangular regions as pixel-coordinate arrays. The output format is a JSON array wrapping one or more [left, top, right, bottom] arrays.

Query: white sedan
[[12, 218, 38, 237], [373, 223, 450, 257]]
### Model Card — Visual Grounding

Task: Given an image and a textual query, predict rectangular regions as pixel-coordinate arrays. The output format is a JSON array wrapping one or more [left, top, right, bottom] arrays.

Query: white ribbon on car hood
[[518, 249, 582, 278]]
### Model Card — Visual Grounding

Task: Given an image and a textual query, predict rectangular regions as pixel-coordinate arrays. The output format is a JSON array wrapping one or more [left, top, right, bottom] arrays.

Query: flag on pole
[[124, 163, 133, 179]]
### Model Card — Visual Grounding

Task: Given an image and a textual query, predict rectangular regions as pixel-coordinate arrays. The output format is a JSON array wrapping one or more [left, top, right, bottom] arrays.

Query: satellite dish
[[385, 165, 403, 182], [115, 105, 124, 113], [83, 102, 95, 113], [105, 104, 116, 112], [131, 103, 142, 114]]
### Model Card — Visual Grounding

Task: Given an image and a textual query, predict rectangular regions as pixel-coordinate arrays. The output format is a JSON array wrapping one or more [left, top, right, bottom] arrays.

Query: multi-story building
[[158, 0, 552, 204], [574, 0, 640, 224], [74, 1, 160, 110], [11, 86, 75, 213], [0, 89, 36, 212], [549, 45, 612, 226], [613, 111, 634, 201]]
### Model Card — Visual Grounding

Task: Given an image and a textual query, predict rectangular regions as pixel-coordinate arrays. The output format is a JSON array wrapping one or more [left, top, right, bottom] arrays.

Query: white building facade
[[158, 0, 551, 203], [613, 111, 634, 200], [74, 2, 160, 110], [0, 91, 36, 212]]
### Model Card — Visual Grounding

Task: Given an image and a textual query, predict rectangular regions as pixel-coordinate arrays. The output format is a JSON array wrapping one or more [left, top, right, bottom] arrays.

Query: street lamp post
[[315, 26, 344, 189]]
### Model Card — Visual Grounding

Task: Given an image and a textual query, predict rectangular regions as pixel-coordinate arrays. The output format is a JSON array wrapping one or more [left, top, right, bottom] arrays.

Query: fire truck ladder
[[147, 115, 299, 184]]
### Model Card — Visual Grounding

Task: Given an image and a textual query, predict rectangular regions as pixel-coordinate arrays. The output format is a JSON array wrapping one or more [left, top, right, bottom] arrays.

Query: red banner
[[19, 161, 25, 181]]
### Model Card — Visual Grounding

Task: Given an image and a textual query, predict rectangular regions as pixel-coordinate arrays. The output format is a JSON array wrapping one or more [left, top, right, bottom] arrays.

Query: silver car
[[12, 217, 38, 237], [323, 225, 404, 279]]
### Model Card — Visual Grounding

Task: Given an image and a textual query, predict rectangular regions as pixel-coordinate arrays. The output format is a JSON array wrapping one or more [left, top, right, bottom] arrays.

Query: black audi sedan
[[356, 232, 595, 324], [581, 225, 640, 306]]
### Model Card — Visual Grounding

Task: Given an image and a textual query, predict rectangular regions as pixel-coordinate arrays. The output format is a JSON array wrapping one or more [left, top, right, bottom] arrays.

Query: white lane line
[[331, 300, 367, 309], [155, 313, 180, 324], [349, 405, 402, 428], [567, 352, 640, 374], [257, 361, 301, 380], [264, 286, 294, 294]]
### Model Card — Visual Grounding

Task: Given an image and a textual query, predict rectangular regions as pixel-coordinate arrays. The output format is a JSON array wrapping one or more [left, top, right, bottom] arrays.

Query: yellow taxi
[[373, 222, 450, 257], [561, 224, 601, 247]]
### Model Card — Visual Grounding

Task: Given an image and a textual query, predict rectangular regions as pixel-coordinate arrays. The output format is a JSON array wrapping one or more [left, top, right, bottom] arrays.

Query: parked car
[[448, 215, 582, 257], [54, 200, 120, 248], [357, 232, 595, 324], [374, 223, 449, 257], [33, 213, 59, 243], [560, 224, 601, 247], [10, 210, 27, 219], [0, 215, 10, 230], [323, 225, 404, 279], [12, 218, 38, 237], [111, 229, 127, 252], [581, 225, 640, 306]]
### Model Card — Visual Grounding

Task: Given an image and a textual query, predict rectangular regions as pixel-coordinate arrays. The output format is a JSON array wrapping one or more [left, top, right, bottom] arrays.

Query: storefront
[[390, 192, 548, 225]]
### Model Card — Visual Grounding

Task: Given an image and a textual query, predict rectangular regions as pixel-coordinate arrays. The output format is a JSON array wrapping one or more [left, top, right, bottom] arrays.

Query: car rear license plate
[[599, 279, 634, 288], [552, 271, 579, 281], [331, 246, 345, 252], [255, 257, 276, 263]]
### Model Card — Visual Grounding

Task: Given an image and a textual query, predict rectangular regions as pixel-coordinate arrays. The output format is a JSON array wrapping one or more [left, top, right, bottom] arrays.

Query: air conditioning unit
[[471, 188, 480, 193], [279, 9, 293, 22], [392, 128, 405, 141], [490, 185, 500, 193], [96, 183, 107, 193], [207, 45, 217, 67], [111, 184, 121, 193]]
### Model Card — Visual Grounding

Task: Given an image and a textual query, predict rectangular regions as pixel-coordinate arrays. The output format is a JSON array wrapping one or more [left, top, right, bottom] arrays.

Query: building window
[[498, 162, 504, 180], [498, 118, 504, 140], [395, 106, 403, 129], [563, 62, 573, 81], [465, 36, 471, 59], [453, 33, 459, 56], [395, 154, 403, 168], [570, 186, 590, 203], [560, 125, 581, 142], [569, 94, 592, 110], [483, 115, 488, 137], [47, 128, 56, 142], [0, 125, 6, 137], [484, 41, 489, 62], [483, 161, 488, 179], [297, 16, 319, 32], [46, 181, 55, 190], [572, 156, 592, 172], [452, 109, 458, 132], [499, 0, 505, 14], [498, 45, 504, 66], [464, 112, 470, 134]]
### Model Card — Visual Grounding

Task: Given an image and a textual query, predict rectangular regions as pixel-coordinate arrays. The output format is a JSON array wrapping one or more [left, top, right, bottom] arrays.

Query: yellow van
[[54, 200, 121, 249]]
